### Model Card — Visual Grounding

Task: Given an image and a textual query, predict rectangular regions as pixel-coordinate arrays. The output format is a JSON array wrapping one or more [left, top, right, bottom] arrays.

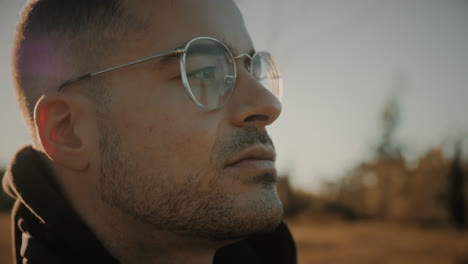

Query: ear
[[34, 95, 89, 171]]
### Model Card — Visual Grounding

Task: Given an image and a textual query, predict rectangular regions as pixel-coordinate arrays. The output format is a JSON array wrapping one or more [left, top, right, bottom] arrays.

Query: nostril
[[245, 115, 268, 123]]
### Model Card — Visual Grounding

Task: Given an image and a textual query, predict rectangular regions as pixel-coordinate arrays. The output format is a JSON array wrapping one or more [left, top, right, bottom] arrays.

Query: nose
[[227, 67, 282, 129]]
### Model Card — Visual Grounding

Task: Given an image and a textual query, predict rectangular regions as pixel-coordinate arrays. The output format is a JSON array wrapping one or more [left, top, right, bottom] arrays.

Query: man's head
[[13, 0, 283, 243]]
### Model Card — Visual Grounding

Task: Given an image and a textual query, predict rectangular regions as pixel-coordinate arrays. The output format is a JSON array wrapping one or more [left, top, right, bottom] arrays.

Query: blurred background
[[1, 0, 468, 263]]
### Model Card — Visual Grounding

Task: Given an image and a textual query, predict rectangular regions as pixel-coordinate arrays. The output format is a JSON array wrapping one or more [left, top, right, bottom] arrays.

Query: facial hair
[[97, 119, 283, 241]]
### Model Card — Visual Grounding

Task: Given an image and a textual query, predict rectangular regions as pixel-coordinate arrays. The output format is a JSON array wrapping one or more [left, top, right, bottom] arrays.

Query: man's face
[[91, 0, 283, 241]]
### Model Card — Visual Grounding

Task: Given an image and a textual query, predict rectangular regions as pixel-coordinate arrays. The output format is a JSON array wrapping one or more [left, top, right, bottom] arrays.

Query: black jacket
[[2, 146, 297, 263]]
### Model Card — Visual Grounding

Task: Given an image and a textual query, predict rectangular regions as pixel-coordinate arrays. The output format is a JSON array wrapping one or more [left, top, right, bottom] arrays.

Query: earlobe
[[34, 95, 89, 171]]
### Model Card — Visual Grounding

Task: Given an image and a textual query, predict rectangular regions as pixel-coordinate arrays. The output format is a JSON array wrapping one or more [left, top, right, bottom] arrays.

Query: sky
[[1, 0, 468, 191]]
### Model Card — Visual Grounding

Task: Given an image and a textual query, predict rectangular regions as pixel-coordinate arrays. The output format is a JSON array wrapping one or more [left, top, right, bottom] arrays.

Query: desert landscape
[[288, 216, 468, 264]]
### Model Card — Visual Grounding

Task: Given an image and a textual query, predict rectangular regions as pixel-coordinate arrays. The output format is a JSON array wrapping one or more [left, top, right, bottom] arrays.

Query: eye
[[187, 66, 216, 80]]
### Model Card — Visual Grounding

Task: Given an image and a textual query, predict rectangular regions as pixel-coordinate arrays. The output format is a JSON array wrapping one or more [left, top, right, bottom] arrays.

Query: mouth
[[225, 145, 277, 174]]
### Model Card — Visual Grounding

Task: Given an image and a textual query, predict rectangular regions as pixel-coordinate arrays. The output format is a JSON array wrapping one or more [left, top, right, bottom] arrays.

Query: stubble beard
[[97, 118, 283, 241]]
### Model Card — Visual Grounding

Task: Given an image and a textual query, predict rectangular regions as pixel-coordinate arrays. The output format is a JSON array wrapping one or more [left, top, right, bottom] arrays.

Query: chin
[[209, 188, 284, 241], [171, 187, 284, 242]]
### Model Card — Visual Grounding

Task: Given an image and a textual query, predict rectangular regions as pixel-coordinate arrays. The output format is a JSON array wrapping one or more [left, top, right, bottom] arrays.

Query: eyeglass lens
[[183, 38, 282, 110], [184, 38, 236, 109], [251, 52, 283, 101]]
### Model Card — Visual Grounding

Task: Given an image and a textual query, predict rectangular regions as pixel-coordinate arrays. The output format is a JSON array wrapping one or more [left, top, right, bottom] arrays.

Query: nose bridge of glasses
[[234, 53, 254, 74], [234, 53, 252, 60]]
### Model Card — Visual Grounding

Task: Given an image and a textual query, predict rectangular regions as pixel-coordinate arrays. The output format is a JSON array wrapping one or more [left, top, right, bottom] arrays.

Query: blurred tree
[[375, 72, 409, 160], [374, 90, 405, 219], [377, 96, 402, 160], [449, 139, 467, 229]]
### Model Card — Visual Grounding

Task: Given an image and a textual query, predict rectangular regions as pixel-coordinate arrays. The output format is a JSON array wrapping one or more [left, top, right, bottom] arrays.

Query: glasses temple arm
[[58, 48, 186, 92]]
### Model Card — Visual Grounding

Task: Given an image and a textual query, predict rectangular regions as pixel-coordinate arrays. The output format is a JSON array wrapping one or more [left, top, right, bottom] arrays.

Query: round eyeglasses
[[58, 36, 283, 110]]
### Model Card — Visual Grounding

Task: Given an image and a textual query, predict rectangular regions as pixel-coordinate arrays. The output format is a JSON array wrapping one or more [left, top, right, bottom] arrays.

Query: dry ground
[[287, 216, 468, 264], [1, 212, 467, 264]]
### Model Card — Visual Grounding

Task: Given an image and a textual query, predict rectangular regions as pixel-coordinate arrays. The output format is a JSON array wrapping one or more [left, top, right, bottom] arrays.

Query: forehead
[[121, 0, 253, 55]]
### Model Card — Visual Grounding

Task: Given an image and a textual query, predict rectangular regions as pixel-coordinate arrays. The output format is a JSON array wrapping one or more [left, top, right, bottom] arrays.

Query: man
[[2, 0, 296, 263]]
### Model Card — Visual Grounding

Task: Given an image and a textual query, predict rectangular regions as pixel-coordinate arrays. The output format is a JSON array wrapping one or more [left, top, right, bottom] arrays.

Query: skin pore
[[34, 0, 283, 263]]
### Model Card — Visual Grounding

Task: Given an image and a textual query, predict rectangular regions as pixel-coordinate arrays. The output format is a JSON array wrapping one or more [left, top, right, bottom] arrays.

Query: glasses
[[58, 36, 282, 110]]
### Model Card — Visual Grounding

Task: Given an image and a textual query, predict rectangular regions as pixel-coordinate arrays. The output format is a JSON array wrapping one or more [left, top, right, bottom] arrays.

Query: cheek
[[150, 117, 218, 171], [107, 74, 226, 179], [111, 97, 221, 180]]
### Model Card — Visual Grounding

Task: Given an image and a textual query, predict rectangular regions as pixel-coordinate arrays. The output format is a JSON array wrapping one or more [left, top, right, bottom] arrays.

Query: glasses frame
[[57, 36, 272, 110]]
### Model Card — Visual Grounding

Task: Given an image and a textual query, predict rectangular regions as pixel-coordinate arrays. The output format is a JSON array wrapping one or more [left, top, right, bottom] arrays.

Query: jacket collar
[[3, 146, 118, 263]]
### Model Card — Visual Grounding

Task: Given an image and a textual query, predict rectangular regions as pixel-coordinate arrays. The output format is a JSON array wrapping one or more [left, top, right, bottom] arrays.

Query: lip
[[225, 145, 276, 167]]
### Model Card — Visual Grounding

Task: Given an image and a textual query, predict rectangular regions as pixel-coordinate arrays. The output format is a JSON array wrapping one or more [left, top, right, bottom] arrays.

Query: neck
[[72, 189, 233, 264], [90, 203, 231, 264], [53, 168, 236, 264], [117, 245, 216, 264], [112, 238, 216, 264]]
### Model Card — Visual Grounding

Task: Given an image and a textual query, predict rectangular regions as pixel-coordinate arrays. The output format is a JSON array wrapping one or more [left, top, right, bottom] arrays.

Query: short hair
[[12, 0, 137, 146]]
